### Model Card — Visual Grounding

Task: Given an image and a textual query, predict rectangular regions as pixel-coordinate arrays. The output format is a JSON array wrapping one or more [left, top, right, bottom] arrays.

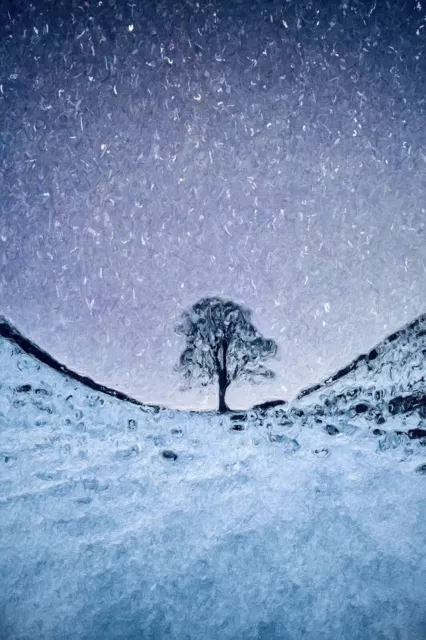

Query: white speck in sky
[[1, 0, 424, 415]]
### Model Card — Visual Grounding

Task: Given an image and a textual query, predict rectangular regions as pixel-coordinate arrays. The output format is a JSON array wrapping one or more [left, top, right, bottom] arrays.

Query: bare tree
[[174, 297, 278, 412]]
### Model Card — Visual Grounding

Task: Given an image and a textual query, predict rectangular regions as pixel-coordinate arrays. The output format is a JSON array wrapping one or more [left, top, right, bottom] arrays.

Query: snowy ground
[[1, 338, 426, 639]]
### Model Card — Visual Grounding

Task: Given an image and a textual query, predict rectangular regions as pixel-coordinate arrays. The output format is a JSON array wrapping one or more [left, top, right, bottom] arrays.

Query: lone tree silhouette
[[174, 297, 278, 412]]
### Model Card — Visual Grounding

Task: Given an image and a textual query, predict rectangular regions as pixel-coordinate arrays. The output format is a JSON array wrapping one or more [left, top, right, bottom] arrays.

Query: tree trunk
[[218, 374, 229, 413], [218, 339, 230, 413]]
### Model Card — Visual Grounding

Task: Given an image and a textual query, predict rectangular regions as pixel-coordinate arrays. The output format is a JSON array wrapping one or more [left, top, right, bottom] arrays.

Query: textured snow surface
[[296, 312, 426, 404], [1, 330, 426, 639]]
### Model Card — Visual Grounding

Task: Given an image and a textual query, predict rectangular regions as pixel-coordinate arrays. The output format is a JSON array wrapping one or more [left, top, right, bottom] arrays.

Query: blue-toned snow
[[0, 333, 425, 639]]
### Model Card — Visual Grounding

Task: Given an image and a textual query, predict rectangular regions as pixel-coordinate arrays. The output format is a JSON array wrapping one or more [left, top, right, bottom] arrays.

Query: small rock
[[230, 424, 245, 431], [325, 424, 339, 436], [162, 449, 178, 461], [415, 463, 426, 475], [230, 413, 247, 422], [348, 387, 361, 399], [313, 448, 330, 458], [373, 428, 386, 436], [15, 384, 31, 393], [278, 417, 293, 427], [128, 419, 137, 430], [408, 428, 426, 440], [353, 403, 370, 414], [33, 401, 52, 414], [389, 393, 426, 416], [171, 428, 182, 435], [252, 399, 286, 411]]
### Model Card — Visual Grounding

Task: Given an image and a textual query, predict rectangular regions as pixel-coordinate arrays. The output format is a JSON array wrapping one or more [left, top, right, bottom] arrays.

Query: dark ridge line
[[296, 312, 426, 401], [0, 316, 166, 412], [2, 312, 425, 412]]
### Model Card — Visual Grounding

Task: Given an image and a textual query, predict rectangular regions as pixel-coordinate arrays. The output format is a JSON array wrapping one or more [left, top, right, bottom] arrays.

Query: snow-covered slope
[[0, 317, 425, 639], [292, 313, 426, 432], [0, 316, 164, 413], [296, 312, 426, 405]]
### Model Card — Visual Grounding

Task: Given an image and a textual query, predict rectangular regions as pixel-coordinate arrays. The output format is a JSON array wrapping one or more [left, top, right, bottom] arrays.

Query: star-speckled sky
[[0, 0, 425, 411]]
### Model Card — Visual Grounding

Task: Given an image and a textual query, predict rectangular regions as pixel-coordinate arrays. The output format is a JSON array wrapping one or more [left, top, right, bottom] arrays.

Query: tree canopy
[[174, 297, 278, 411]]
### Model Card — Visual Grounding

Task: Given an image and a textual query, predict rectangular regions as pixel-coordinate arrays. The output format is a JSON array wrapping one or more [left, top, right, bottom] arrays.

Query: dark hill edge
[[296, 312, 426, 401], [0, 316, 164, 412]]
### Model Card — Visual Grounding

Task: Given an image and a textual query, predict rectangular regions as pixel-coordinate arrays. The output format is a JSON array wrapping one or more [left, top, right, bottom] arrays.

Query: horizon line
[[1, 311, 425, 410]]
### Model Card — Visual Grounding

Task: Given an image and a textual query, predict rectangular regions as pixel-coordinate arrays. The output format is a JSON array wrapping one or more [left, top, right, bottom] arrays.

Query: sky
[[0, 0, 425, 411]]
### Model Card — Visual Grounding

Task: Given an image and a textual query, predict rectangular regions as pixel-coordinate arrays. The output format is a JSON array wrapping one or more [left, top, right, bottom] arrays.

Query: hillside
[[0, 316, 164, 413], [293, 312, 426, 418], [0, 316, 425, 638]]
